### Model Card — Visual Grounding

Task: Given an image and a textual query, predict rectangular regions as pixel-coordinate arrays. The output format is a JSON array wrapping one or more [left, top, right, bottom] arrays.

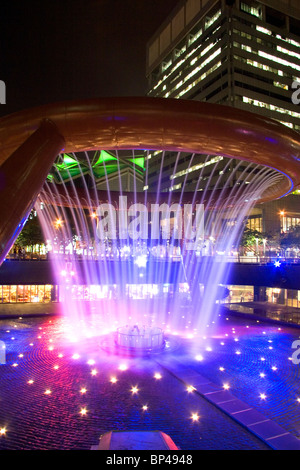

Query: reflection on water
[[226, 303, 300, 326], [0, 313, 299, 450]]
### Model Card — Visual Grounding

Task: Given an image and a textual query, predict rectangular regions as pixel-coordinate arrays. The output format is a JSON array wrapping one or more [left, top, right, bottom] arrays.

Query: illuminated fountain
[[1, 98, 300, 451], [1, 97, 299, 353], [116, 325, 165, 352], [34, 147, 282, 349]]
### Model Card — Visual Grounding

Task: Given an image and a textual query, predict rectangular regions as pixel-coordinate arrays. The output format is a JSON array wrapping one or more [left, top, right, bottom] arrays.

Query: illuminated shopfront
[[1, 282, 300, 310], [223, 285, 254, 303], [0, 285, 55, 303], [62, 284, 182, 301], [222, 285, 300, 308]]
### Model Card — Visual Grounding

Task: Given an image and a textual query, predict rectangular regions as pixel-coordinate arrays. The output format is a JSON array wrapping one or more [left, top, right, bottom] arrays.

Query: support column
[[0, 119, 65, 266], [254, 286, 267, 302]]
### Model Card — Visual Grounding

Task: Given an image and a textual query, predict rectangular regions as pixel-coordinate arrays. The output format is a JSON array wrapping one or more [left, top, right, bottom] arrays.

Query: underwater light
[[134, 254, 147, 268]]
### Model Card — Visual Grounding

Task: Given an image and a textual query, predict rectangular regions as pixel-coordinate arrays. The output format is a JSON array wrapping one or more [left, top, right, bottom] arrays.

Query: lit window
[[204, 10, 221, 30], [241, 2, 262, 18], [170, 156, 223, 181]]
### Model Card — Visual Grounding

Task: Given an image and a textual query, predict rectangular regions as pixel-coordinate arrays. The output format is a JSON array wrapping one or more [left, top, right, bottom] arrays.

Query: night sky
[[0, 0, 178, 117]]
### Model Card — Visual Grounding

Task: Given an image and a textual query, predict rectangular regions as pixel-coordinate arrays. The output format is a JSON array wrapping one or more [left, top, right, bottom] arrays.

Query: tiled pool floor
[[0, 313, 299, 450]]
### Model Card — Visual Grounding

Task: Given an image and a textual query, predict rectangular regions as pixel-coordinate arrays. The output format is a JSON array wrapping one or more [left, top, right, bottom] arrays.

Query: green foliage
[[240, 227, 264, 248], [16, 213, 44, 248], [280, 224, 300, 248]]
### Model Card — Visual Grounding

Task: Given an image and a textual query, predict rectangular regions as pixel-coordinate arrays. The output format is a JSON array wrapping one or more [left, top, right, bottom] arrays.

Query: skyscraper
[[146, 0, 300, 235]]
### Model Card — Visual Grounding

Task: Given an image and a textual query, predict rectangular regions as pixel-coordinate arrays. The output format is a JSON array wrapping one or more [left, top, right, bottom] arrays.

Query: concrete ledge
[[249, 420, 291, 440], [266, 433, 300, 450], [0, 302, 61, 318], [92, 431, 179, 450], [156, 358, 300, 450], [220, 399, 253, 414]]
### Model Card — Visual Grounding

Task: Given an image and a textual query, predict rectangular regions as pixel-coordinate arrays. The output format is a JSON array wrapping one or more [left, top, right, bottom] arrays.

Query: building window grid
[[174, 61, 223, 99], [149, 16, 224, 95], [233, 27, 300, 70], [153, 35, 223, 97], [281, 216, 300, 233], [231, 37, 300, 74], [148, 4, 300, 213], [242, 96, 300, 120], [152, 34, 300, 102], [240, 2, 262, 19], [231, 14, 300, 77], [150, 5, 300, 92], [246, 216, 262, 232]]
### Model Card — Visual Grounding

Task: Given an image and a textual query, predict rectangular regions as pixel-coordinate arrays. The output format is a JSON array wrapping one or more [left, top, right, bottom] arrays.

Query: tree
[[240, 227, 264, 251], [15, 213, 44, 251], [280, 224, 300, 250]]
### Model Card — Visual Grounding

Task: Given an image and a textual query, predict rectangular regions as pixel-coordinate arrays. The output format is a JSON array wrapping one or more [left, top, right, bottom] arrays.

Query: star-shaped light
[[191, 413, 200, 422]]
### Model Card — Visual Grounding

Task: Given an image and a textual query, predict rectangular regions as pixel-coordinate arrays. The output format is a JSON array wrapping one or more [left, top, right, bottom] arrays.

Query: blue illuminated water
[[0, 312, 299, 450]]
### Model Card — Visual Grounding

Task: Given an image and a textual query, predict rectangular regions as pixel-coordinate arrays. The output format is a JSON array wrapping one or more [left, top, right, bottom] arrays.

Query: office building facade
[[146, 0, 300, 236]]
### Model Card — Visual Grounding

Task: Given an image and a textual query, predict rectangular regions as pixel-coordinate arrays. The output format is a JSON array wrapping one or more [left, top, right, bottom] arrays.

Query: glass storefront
[[0, 285, 55, 303], [223, 285, 300, 308], [1, 283, 300, 309], [281, 215, 300, 233], [246, 216, 263, 232], [266, 287, 300, 308], [223, 285, 254, 303]]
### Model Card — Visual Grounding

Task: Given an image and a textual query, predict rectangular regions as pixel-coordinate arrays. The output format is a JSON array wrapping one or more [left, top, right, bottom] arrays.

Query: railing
[[116, 326, 164, 350], [4, 253, 300, 265]]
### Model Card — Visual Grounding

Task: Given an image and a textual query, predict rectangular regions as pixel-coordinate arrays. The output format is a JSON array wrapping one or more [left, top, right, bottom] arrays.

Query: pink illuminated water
[[35, 150, 282, 345]]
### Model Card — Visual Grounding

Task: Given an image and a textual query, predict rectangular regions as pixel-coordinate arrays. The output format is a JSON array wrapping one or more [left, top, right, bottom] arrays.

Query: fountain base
[[115, 325, 165, 352]]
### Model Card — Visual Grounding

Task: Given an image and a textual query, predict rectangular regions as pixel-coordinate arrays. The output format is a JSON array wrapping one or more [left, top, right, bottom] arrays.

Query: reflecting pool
[[0, 312, 299, 450]]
